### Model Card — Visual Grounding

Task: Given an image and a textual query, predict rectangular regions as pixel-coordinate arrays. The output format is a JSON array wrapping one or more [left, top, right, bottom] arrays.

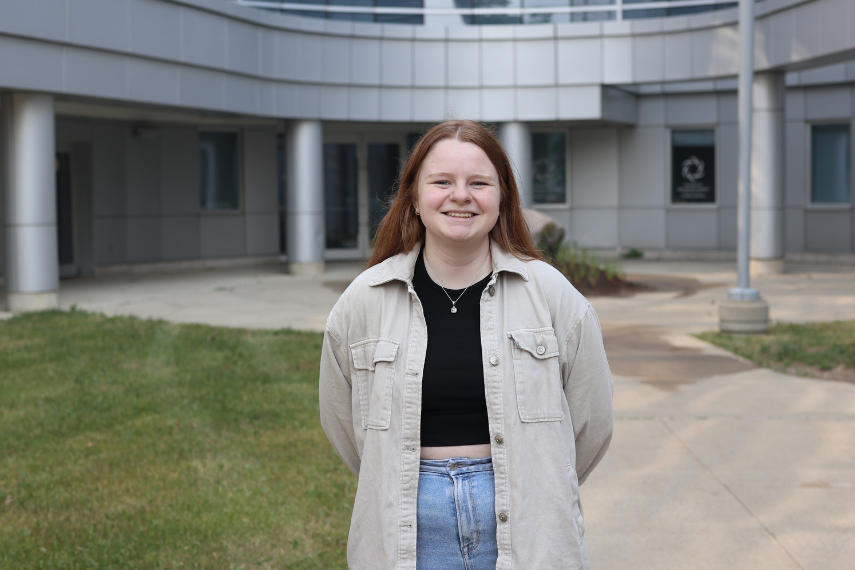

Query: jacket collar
[[368, 239, 530, 287]]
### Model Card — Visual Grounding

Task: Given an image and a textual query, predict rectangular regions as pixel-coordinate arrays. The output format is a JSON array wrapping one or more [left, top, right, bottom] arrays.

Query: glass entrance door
[[56, 152, 77, 278], [368, 143, 401, 242], [324, 143, 359, 250]]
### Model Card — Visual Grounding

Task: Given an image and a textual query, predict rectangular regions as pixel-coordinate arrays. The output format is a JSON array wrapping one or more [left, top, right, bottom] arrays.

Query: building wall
[[54, 118, 280, 271]]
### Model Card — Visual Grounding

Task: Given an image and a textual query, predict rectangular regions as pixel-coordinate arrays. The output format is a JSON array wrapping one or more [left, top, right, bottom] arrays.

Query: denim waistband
[[419, 456, 493, 475]]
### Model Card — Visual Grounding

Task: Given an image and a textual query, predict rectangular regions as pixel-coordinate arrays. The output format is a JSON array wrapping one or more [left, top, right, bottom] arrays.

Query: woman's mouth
[[444, 212, 475, 218]]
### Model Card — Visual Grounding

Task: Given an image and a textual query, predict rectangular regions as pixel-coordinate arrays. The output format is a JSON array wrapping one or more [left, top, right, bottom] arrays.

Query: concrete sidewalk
[[6, 259, 855, 569]]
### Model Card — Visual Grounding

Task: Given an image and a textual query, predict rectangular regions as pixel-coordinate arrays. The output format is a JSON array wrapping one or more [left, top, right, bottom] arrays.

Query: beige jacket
[[319, 241, 614, 570]]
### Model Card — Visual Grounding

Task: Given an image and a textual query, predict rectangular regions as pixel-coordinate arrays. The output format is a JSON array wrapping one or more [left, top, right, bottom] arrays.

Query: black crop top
[[413, 248, 492, 447]]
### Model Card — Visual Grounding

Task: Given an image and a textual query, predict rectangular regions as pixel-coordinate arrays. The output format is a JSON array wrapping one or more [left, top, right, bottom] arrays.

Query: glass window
[[199, 132, 240, 210], [368, 143, 401, 241], [325, 143, 359, 249], [811, 124, 851, 204], [532, 132, 566, 204], [671, 129, 716, 204]]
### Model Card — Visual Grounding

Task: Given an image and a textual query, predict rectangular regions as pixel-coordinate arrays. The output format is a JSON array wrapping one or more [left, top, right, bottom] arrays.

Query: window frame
[[198, 127, 243, 215], [806, 120, 853, 209]]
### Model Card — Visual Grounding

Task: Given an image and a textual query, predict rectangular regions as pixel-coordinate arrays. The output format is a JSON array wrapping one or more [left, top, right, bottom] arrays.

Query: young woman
[[319, 120, 613, 570]]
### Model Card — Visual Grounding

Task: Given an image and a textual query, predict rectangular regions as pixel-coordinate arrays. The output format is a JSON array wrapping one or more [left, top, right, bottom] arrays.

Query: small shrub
[[622, 248, 643, 259], [541, 241, 627, 290]]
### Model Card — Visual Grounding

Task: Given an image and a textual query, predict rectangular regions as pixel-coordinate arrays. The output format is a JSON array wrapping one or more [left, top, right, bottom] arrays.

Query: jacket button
[[494, 434, 504, 444], [488, 285, 495, 296], [536, 345, 546, 355], [498, 512, 508, 522], [489, 355, 499, 366]]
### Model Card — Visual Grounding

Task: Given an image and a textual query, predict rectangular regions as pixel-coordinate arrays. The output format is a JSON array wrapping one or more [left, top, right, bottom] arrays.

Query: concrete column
[[1, 93, 59, 312], [285, 120, 325, 276], [499, 122, 532, 206], [750, 72, 785, 276]]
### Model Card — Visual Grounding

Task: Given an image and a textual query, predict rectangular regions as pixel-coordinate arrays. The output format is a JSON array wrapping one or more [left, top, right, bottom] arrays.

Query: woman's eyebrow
[[424, 171, 496, 179]]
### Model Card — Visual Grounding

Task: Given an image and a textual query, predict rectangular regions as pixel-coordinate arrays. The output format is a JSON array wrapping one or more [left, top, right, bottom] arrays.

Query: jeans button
[[448, 462, 459, 471]]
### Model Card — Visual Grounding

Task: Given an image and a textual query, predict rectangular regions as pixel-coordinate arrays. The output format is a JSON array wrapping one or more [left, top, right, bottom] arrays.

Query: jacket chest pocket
[[350, 338, 399, 430], [508, 328, 564, 422]]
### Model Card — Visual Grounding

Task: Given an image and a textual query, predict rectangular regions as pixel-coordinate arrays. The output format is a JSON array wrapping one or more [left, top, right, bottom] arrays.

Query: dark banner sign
[[672, 145, 715, 203]]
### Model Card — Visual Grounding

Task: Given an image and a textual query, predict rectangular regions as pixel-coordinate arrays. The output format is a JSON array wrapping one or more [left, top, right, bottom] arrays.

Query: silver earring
[[415, 208, 420, 216]]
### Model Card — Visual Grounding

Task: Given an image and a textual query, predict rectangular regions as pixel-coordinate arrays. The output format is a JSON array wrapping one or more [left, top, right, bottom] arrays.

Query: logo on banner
[[681, 155, 706, 183]]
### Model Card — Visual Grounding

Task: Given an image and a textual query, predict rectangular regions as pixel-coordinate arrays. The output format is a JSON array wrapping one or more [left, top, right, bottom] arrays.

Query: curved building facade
[[1, 0, 854, 309]]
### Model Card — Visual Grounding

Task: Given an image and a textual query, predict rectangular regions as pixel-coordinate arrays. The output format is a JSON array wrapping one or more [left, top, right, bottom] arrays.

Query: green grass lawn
[[0, 311, 354, 569], [698, 320, 855, 381]]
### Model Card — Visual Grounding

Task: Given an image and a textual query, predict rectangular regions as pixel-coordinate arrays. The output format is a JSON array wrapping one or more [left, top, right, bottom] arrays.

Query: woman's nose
[[449, 179, 470, 202]]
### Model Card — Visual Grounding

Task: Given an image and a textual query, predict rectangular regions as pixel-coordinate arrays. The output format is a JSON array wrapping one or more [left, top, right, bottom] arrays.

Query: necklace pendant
[[450, 306, 457, 313]]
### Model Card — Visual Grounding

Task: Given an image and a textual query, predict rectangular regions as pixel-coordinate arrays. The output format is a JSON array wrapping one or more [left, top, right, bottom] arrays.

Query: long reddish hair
[[367, 120, 542, 268]]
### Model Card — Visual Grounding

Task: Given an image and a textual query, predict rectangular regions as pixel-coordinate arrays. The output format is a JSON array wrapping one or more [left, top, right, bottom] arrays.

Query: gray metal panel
[[482, 89, 515, 122], [0, 0, 66, 41], [414, 41, 445, 87], [805, 210, 851, 252], [128, 59, 179, 105], [666, 210, 718, 249], [65, 48, 126, 99], [245, 212, 279, 255], [259, 28, 276, 77], [517, 88, 555, 121], [162, 215, 201, 260], [718, 206, 737, 249], [228, 19, 259, 74], [818, 0, 852, 56], [666, 94, 718, 125], [516, 40, 555, 87], [692, 28, 717, 78], [481, 41, 514, 88], [603, 36, 633, 85], [351, 38, 382, 85], [94, 218, 127, 265], [243, 129, 278, 213], [224, 75, 259, 114], [571, 209, 618, 248], [412, 88, 445, 122], [126, 217, 162, 262], [718, 123, 739, 207], [785, 89, 805, 121], [259, 80, 276, 115], [380, 89, 412, 122], [278, 32, 299, 80], [637, 95, 665, 126], [618, 209, 666, 249], [200, 215, 246, 258], [0, 37, 63, 92], [382, 40, 413, 87], [557, 86, 600, 120], [792, 2, 821, 64], [784, 207, 804, 252], [182, 8, 227, 68], [295, 85, 321, 118], [321, 86, 349, 120], [160, 127, 199, 215], [784, 120, 806, 207], [805, 85, 852, 120], [557, 38, 601, 85], [350, 87, 380, 120], [664, 32, 692, 82], [572, 128, 618, 207], [800, 63, 847, 85], [323, 36, 351, 83], [130, 0, 181, 60], [68, 0, 129, 51], [619, 127, 666, 207], [125, 137, 161, 216], [634, 35, 664, 84], [297, 34, 323, 82], [180, 67, 225, 110], [718, 93, 738, 124], [92, 124, 127, 218], [447, 42, 480, 88], [446, 88, 480, 120]]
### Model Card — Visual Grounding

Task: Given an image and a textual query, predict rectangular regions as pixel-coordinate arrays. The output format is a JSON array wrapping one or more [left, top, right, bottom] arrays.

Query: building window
[[671, 129, 715, 204], [325, 143, 359, 249], [811, 124, 851, 204], [532, 132, 566, 204], [199, 132, 240, 210]]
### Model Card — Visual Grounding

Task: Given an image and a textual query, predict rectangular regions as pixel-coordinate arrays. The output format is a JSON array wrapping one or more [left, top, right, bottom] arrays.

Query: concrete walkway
[[6, 259, 855, 569]]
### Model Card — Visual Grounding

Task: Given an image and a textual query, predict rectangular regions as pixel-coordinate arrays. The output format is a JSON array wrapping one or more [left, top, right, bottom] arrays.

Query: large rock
[[523, 208, 565, 256]]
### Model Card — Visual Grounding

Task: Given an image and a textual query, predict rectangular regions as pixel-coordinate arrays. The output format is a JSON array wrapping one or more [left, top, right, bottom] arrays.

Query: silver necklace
[[423, 251, 490, 314]]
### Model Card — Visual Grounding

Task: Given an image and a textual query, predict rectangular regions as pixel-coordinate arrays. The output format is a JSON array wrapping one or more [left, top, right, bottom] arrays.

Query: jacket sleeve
[[319, 326, 361, 476], [563, 304, 614, 485]]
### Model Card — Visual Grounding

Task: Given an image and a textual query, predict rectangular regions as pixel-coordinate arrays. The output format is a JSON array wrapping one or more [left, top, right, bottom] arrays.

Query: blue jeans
[[416, 457, 498, 570]]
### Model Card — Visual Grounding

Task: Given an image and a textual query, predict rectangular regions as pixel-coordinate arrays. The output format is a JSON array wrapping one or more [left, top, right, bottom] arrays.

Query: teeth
[[446, 212, 474, 218]]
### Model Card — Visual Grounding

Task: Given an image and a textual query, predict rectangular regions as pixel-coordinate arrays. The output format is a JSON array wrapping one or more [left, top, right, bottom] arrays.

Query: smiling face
[[413, 138, 501, 253]]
